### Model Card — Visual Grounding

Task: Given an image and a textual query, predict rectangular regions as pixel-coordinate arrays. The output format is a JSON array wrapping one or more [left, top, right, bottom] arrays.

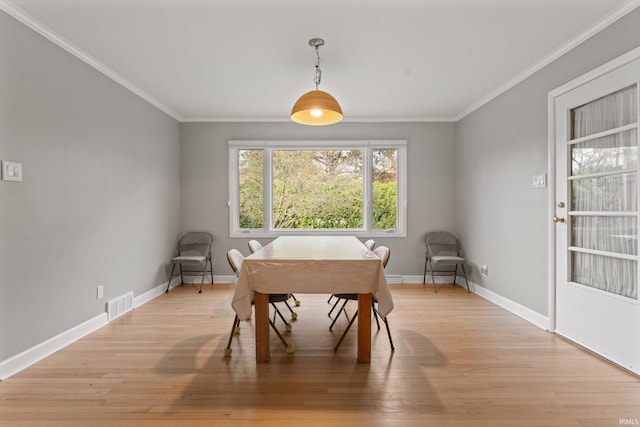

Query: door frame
[[546, 46, 640, 332]]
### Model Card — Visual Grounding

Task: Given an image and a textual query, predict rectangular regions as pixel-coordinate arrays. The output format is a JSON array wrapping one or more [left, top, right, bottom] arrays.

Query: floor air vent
[[107, 292, 134, 321]]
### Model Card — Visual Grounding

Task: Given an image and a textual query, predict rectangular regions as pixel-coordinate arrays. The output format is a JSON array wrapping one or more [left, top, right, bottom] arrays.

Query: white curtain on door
[[570, 85, 638, 299]]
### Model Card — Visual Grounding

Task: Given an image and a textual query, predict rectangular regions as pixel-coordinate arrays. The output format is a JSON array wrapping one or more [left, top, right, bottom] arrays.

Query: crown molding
[[454, 0, 640, 121], [0, 0, 183, 122], [3, 0, 638, 124], [181, 115, 457, 123]]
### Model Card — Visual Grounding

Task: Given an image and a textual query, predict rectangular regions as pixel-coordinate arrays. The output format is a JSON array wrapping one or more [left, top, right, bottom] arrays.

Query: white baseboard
[[175, 275, 236, 285], [400, 275, 423, 284], [1, 273, 549, 380], [0, 312, 108, 380], [399, 274, 461, 284], [1, 274, 241, 379], [2, 279, 175, 380], [214, 275, 237, 284], [398, 275, 549, 331], [386, 274, 403, 284], [465, 279, 549, 330], [134, 280, 172, 308]]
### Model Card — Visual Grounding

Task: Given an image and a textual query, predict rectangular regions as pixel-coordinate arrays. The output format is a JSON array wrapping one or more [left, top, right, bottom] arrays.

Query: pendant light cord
[[314, 46, 322, 90]]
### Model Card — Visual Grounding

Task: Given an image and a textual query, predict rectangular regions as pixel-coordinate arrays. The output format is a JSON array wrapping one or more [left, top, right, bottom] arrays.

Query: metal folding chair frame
[[166, 232, 214, 294], [423, 232, 470, 293]]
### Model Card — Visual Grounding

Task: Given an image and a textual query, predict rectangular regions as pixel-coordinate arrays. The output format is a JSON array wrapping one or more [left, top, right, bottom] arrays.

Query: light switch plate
[[2, 161, 23, 182], [531, 173, 546, 189]]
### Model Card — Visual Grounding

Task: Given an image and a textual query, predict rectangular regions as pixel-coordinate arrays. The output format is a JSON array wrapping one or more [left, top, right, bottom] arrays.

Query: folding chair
[[165, 232, 213, 293], [423, 231, 470, 293], [330, 246, 394, 352], [328, 239, 375, 307], [224, 249, 295, 356]]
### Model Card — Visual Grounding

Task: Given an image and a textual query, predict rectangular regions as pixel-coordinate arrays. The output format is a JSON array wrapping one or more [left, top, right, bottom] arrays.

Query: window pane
[[272, 150, 363, 229], [372, 149, 398, 229], [571, 251, 637, 299], [571, 173, 637, 212], [238, 149, 263, 229], [571, 216, 637, 255], [571, 84, 637, 139], [571, 129, 637, 176]]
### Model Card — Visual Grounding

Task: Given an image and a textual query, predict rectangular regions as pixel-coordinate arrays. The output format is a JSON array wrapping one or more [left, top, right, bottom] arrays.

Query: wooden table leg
[[254, 291, 270, 362], [357, 293, 372, 363]]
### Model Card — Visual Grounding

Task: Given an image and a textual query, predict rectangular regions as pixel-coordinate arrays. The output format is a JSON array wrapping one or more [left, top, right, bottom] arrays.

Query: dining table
[[231, 235, 394, 363]]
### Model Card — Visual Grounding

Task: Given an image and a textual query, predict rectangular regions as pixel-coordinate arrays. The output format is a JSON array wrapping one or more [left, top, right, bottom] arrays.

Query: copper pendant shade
[[291, 89, 343, 126], [291, 38, 343, 126]]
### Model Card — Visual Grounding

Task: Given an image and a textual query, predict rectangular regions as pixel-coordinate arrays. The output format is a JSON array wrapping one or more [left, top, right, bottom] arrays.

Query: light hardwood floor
[[1, 284, 638, 426]]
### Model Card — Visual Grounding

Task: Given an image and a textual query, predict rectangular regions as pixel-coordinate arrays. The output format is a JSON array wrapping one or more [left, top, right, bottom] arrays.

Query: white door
[[555, 57, 640, 375]]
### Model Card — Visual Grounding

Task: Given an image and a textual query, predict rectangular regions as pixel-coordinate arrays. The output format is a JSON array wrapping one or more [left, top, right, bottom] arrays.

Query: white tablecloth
[[231, 236, 394, 320]]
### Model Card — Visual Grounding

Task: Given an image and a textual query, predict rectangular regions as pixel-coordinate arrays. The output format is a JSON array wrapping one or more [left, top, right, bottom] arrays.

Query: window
[[229, 140, 407, 237]]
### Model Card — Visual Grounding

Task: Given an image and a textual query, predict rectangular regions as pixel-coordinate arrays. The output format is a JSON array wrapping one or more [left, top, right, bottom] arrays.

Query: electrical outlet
[[97, 285, 104, 299], [480, 265, 488, 276]]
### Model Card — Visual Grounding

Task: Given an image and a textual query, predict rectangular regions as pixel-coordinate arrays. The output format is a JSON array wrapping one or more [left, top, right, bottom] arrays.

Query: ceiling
[[3, 0, 638, 122]]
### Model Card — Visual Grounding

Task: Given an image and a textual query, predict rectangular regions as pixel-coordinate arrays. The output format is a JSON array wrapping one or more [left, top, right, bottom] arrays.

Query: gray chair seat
[[171, 255, 206, 263], [431, 255, 465, 263]]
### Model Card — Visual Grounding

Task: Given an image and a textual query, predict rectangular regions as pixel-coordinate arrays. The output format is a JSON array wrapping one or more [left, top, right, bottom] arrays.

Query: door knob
[[553, 216, 565, 223]]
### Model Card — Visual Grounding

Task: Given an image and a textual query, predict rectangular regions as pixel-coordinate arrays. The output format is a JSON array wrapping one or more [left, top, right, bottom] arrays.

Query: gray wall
[[180, 122, 456, 277], [5, 0, 637, 366], [455, 9, 640, 316], [0, 12, 181, 360]]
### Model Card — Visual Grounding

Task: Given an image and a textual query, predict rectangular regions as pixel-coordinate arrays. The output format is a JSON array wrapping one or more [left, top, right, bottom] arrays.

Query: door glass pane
[[571, 216, 637, 255], [571, 129, 637, 176], [372, 149, 398, 229], [239, 149, 263, 229], [568, 82, 638, 301], [571, 173, 637, 212], [571, 84, 637, 139], [571, 251, 637, 299], [272, 150, 364, 229]]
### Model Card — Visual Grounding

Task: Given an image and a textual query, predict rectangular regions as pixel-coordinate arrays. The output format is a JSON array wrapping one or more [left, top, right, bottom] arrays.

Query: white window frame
[[228, 140, 407, 238]]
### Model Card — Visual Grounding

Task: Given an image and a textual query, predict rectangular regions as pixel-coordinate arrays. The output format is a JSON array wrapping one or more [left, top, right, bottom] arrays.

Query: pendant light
[[291, 38, 343, 126]]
